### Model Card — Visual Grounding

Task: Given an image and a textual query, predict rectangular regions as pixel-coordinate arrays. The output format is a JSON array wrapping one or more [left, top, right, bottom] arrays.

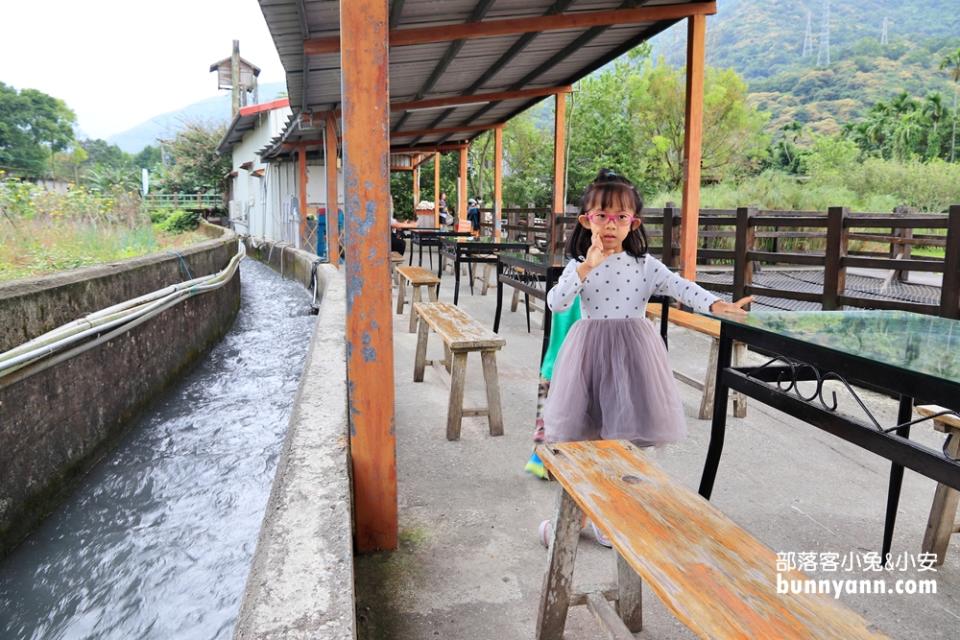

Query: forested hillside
[[652, 0, 960, 133]]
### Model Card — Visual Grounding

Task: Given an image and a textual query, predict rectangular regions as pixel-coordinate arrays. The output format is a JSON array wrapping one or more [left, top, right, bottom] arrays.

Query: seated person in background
[[390, 203, 417, 255], [467, 198, 481, 235]]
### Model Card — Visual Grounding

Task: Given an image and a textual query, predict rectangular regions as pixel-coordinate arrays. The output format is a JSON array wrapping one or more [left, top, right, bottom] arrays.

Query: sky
[[0, 0, 285, 140]]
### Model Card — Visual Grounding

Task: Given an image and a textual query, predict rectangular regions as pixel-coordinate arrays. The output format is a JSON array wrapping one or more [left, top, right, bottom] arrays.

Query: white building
[[218, 98, 344, 254]]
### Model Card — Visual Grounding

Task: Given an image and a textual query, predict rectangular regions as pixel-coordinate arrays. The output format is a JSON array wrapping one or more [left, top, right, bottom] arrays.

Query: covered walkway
[[355, 273, 960, 638]]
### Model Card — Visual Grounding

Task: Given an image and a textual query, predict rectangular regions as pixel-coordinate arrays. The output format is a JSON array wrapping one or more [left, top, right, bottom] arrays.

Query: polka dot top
[[547, 253, 719, 319]]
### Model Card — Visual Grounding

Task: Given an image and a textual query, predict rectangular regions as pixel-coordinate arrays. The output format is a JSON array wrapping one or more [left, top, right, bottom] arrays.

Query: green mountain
[[653, 0, 960, 135]]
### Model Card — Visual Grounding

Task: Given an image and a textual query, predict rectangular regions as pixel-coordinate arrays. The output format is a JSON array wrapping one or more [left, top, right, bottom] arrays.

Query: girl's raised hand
[[709, 296, 754, 318], [585, 231, 614, 269]]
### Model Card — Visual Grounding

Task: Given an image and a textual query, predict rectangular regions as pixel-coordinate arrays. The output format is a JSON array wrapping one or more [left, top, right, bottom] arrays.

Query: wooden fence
[[478, 205, 960, 319]]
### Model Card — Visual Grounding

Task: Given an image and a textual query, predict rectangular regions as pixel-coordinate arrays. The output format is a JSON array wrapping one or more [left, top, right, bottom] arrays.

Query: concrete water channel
[[0, 259, 315, 639]]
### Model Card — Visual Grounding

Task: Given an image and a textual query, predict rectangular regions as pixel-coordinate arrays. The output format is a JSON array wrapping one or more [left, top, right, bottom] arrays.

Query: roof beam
[[389, 143, 467, 154], [394, 85, 572, 112], [392, 0, 498, 133], [410, 0, 577, 145], [392, 122, 503, 139], [434, 0, 655, 144], [389, 0, 406, 29], [304, 3, 717, 55]]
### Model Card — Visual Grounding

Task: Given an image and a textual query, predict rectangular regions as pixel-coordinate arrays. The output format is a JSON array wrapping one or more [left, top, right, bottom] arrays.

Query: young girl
[[538, 169, 750, 546]]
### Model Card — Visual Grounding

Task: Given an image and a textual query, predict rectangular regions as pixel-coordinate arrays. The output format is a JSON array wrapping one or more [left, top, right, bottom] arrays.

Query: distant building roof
[[217, 98, 291, 155]]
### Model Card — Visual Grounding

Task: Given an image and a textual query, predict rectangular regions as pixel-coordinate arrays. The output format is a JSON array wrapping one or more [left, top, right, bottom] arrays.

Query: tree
[[0, 83, 76, 177], [502, 109, 553, 208], [155, 121, 230, 193], [941, 47, 960, 162], [628, 62, 770, 189]]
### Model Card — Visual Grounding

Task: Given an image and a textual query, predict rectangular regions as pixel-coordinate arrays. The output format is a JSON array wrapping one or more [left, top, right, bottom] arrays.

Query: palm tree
[[941, 48, 960, 162], [922, 93, 946, 159]]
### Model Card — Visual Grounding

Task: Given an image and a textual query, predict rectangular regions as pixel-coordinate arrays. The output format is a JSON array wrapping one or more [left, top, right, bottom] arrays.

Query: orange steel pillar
[[412, 155, 420, 212], [298, 143, 309, 249], [552, 92, 567, 215], [494, 125, 503, 240], [433, 152, 440, 226], [458, 146, 468, 228], [340, 0, 397, 552], [680, 13, 706, 280], [325, 114, 340, 266]]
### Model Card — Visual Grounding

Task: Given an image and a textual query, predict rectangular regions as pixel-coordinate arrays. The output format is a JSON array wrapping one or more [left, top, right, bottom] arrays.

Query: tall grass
[[0, 179, 206, 282]]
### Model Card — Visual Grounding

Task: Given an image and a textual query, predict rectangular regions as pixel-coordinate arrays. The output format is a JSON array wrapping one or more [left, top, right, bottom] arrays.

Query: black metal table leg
[[494, 261, 504, 333], [410, 239, 415, 265], [437, 247, 444, 279], [541, 302, 552, 364], [882, 395, 914, 560], [468, 261, 475, 295], [659, 298, 670, 348], [524, 292, 531, 333], [428, 244, 433, 270], [453, 253, 462, 306], [699, 328, 733, 499]]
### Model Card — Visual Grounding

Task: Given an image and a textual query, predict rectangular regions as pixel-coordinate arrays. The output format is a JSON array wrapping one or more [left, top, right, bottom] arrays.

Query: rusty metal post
[[434, 152, 441, 227], [298, 143, 309, 250], [326, 114, 340, 265], [459, 146, 468, 228], [340, 0, 398, 552], [552, 91, 567, 253], [494, 125, 503, 240], [679, 14, 706, 280]]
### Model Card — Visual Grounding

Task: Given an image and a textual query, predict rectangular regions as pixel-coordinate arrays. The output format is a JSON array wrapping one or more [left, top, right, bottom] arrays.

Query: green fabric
[[540, 295, 581, 380]]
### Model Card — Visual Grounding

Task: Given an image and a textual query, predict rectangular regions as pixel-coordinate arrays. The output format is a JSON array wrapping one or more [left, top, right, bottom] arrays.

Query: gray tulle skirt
[[543, 317, 687, 447]]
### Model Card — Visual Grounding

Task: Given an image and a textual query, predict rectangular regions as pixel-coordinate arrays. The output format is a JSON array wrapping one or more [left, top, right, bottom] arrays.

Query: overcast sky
[[0, 0, 285, 140]]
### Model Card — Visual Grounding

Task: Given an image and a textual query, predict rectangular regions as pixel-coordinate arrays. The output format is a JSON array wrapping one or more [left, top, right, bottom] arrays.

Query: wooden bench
[[390, 251, 405, 287], [535, 440, 886, 640], [918, 404, 960, 565], [646, 304, 747, 419], [396, 265, 440, 333], [413, 302, 505, 440]]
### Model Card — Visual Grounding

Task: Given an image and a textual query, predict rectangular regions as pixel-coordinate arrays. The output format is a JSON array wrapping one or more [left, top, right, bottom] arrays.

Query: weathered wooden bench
[[396, 265, 440, 333], [646, 304, 747, 419], [413, 302, 505, 441], [535, 440, 886, 640], [390, 251, 405, 287], [919, 404, 960, 564]]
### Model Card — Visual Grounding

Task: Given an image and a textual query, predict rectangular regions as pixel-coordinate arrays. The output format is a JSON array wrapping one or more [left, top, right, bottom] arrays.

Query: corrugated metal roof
[[257, 0, 714, 154]]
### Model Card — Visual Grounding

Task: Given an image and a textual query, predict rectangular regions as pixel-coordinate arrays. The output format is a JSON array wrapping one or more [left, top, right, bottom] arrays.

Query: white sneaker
[[538, 519, 553, 548], [589, 522, 613, 548]]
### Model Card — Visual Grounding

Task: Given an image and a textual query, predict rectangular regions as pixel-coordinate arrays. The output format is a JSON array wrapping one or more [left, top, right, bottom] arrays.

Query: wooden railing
[[478, 204, 960, 318]]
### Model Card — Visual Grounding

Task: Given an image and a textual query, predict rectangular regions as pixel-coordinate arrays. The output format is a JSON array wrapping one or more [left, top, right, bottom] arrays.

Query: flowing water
[[0, 259, 316, 640]]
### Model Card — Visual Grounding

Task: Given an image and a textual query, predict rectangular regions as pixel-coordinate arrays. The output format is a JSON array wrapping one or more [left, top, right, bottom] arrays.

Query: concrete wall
[[234, 238, 355, 640], [0, 223, 241, 557]]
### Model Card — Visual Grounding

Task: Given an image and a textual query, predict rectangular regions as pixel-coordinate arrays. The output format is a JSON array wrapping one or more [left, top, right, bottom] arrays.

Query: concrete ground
[[355, 260, 959, 639]]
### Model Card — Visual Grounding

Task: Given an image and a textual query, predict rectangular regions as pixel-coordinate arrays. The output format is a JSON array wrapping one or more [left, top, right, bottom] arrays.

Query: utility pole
[[816, 0, 831, 67], [880, 17, 889, 46], [230, 40, 241, 117]]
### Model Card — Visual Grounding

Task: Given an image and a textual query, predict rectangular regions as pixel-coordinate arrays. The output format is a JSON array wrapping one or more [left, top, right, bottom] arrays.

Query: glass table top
[[712, 310, 960, 384], [499, 251, 569, 269], [441, 236, 530, 246]]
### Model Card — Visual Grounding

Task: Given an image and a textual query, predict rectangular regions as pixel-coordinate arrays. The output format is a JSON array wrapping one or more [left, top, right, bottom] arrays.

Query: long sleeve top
[[547, 252, 719, 318]]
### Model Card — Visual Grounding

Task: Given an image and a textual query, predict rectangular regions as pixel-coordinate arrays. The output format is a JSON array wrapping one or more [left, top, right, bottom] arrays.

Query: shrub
[[156, 208, 199, 233]]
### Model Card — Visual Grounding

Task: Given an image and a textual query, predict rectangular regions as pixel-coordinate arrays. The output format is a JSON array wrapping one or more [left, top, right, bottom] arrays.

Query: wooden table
[[408, 229, 471, 269], [700, 310, 960, 560], [438, 236, 529, 305]]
